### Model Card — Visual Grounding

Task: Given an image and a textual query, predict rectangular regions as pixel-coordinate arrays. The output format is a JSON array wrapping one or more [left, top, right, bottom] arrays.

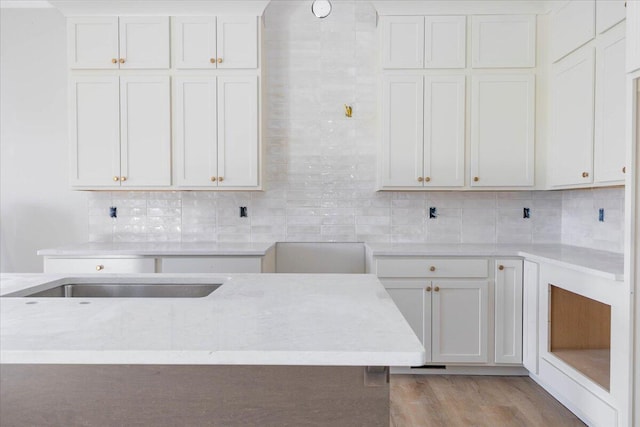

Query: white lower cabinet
[[494, 259, 523, 364], [522, 260, 539, 374], [44, 257, 155, 274], [160, 257, 263, 273]]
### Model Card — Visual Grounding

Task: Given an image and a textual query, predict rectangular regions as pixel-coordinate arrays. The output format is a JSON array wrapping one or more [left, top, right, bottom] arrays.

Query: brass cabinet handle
[[113, 176, 120, 182], [210, 176, 217, 182], [119, 58, 126, 64], [473, 177, 479, 182], [217, 58, 223, 63], [111, 58, 118, 64], [417, 177, 424, 182], [121, 176, 127, 182], [425, 177, 431, 182], [210, 58, 216, 64], [218, 177, 224, 182], [96, 265, 104, 271], [498, 265, 504, 271], [623, 166, 626, 174], [426, 286, 432, 292], [429, 266, 436, 272], [582, 172, 589, 178], [434, 286, 440, 292]]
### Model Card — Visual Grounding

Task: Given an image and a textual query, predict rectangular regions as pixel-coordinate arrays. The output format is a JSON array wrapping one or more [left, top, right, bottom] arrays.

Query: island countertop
[[0, 273, 425, 367]]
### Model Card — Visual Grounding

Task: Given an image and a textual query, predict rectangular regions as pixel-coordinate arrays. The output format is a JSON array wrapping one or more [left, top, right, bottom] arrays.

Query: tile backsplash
[[86, 1, 624, 253]]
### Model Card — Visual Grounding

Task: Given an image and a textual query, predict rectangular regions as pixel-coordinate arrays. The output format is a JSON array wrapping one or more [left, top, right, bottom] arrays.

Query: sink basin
[[21, 283, 221, 298]]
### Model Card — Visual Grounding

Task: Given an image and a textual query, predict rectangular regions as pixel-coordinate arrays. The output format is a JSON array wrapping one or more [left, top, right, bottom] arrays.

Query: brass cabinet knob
[[434, 286, 440, 292], [113, 176, 120, 182], [119, 58, 125, 64], [623, 166, 626, 174], [218, 177, 224, 182], [426, 286, 432, 292], [498, 265, 504, 271], [429, 266, 436, 272], [425, 177, 431, 182], [111, 58, 118, 64], [417, 177, 424, 182], [473, 177, 479, 182], [96, 265, 104, 271], [121, 176, 127, 182], [210, 176, 217, 182], [217, 58, 223, 63], [582, 172, 589, 178], [210, 58, 216, 64]]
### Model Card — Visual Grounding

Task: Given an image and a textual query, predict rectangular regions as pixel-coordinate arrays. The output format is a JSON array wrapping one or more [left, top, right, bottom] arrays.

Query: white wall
[[0, 8, 87, 272]]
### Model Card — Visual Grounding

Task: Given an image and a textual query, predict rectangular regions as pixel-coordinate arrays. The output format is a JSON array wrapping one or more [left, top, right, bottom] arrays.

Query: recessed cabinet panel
[[381, 16, 425, 69], [424, 16, 466, 69], [627, 0, 640, 73], [381, 76, 424, 187], [174, 17, 217, 69], [216, 16, 258, 69], [495, 260, 523, 364], [175, 78, 218, 186], [471, 74, 535, 187], [523, 260, 539, 374], [472, 15, 536, 68], [596, 0, 625, 34], [217, 76, 259, 187], [118, 17, 170, 69], [69, 76, 120, 187], [552, 0, 596, 62], [550, 48, 595, 187], [67, 17, 119, 69], [424, 76, 465, 187], [119, 76, 171, 187], [431, 280, 489, 363], [594, 24, 626, 184]]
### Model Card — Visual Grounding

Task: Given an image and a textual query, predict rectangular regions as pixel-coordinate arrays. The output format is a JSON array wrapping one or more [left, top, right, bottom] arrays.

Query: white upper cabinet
[[381, 75, 424, 187], [552, 0, 596, 62], [549, 48, 595, 187], [627, 0, 640, 73], [596, 0, 626, 34], [381, 16, 425, 69], [68, 17, 169, 69], [69, 76, 120, 187], [174, 16, 257, 69], [424, 16, 466, 69], [594, 23, 626, 184], [471, 15, 536, 68], [471, 74, 535, 187], [424, 76, 465, 187]]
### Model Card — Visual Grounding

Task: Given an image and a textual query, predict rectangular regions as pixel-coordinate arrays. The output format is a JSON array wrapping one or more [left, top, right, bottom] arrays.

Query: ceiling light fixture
[[311, 0, 332, 19]]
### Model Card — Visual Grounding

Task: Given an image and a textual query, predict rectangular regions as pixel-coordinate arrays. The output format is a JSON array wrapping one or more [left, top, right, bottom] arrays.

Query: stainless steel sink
[[22, 283, 221, 298]]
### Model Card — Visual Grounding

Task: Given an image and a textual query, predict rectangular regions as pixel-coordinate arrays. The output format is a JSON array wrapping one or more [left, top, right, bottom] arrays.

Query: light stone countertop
[[0, 273, 426, 366], [37, 242, 276, 256]]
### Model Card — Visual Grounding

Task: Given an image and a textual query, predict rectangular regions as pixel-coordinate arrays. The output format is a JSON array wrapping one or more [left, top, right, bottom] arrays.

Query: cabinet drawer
[[44, 258, 155, 274], [376, 258, 489, 278], [160, 257, 262, 273]]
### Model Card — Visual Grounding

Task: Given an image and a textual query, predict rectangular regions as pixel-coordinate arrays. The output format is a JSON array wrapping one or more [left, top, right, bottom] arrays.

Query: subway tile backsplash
[[86, 1, 624, 254]]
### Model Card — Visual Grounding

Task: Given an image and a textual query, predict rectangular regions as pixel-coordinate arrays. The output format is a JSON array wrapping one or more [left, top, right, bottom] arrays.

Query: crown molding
[[0, 1, 53, 8], [371, 1, 554, 16], [47, 1, 270, 16]]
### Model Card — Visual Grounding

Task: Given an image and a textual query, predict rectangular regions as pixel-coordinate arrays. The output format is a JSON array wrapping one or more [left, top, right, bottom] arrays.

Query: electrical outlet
[[109, 207, 117, 219], [598, 208, 604, 222], [429, 207, 437, 219], [240, 206, 248, 218], [523, 207, 530, 219]]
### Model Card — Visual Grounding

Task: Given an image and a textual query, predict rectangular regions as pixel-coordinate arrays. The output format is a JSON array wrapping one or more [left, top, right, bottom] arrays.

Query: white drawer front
[[376, 258, 489, 278], [160, 257, 262, 273], [44, 258, 155, 274]]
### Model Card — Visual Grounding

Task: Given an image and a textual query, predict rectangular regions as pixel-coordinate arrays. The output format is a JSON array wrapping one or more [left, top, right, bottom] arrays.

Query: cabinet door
[[174, 77, 218, 187], [118, 17, 170, 69], [381, 16, 425, 69], [523, 260, 539, 374], [471, 74, 535, 187], [552, 0, 596, 62], [216, 16, 258, 69], [595, 24, 626, 184], [627, 0, 640, 73], [381, 75, 424, 187], [119, 76, 171, 186], [549, 48, 595, 187], [471, 15, 536, 68], [424, 16, 466, 69], [67, 17, 119, 69], [424, 76, 465, 187], [596, 0, 625, 34], [173, 17, 217, 69], [69, 76, 120, 187], [217, 76, 259, 187], [431, 280, 489, 363], [495, 260, 523, 364], [44, 257, 155, 274], [384, 280, 432, 363]]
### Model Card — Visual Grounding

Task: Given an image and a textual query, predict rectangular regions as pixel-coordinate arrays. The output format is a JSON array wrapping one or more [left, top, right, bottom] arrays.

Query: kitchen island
[[0, 273, 424, 426]]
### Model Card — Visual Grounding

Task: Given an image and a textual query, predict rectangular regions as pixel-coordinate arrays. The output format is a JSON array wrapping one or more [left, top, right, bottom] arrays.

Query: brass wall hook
[[344, 104, 353, 118]]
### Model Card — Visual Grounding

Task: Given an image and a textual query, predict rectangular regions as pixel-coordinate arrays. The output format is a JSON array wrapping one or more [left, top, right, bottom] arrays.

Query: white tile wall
[[85, 1, 622, 253]]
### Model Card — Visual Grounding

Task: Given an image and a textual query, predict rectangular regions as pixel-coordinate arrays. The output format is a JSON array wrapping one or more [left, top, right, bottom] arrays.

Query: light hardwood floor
[[390, 375, 585, 427]]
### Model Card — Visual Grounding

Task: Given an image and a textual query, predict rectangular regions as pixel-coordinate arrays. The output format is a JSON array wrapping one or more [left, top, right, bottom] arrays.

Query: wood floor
[[390, 375, 585, 427]]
